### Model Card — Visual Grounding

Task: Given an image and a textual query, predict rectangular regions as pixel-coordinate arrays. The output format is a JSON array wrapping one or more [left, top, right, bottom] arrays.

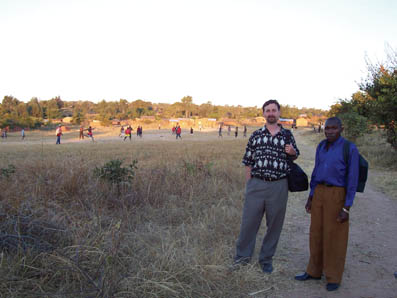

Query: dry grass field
[[0, 127, 396, 297]]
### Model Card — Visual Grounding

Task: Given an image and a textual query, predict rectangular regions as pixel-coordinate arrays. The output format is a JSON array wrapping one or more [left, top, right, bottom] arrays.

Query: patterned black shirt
[[242, 125, 300, 180]]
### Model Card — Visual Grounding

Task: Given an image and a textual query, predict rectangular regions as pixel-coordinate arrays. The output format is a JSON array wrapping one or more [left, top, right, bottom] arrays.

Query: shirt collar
[[261, 124, 285, 134]]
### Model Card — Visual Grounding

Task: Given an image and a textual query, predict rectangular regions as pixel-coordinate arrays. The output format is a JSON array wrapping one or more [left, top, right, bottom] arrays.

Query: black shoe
[[294, 272, 321, 281], [230, 258, 250, 270], [326, 283, 340, 291], [233, 257, 250, 265], [261, 263, 273, 274]]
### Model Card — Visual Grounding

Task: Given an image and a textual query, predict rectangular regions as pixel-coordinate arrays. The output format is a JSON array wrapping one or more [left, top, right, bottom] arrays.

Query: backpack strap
[[284, 128, 292, 143], [343, 140, 351, 166], [284, 129, 293, 165]]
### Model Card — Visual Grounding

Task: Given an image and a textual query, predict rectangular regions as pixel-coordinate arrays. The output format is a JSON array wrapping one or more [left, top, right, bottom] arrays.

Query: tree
[[72, 109, 85, 124], [181, 96, 193, 118], [360, 46, 397, 149], [1, 96, 21, 115], [339, 111, 370, 141], [27, 97, 43, 118]]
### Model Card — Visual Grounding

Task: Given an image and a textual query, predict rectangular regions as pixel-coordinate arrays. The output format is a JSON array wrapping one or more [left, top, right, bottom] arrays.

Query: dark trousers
[[56, 135, 61, 144], [306, 184, 349, 284], [235, 177, 288, 265]]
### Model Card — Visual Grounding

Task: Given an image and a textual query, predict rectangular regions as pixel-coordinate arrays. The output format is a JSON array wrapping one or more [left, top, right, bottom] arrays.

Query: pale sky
[[1, 0, 396, 109]]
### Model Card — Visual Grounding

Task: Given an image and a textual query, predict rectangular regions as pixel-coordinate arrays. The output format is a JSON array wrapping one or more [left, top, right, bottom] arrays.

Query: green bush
[[0, 164, 16, 179], [93, 159, 138, 195], [339, 111, 371, 141]]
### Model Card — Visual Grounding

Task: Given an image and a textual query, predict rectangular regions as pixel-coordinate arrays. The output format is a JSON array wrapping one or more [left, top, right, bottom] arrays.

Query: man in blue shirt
[[295, 117, 359, 291]]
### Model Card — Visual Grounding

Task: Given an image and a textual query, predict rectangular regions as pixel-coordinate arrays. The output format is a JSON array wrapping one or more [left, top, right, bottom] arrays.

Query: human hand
[[336, 209, 349, 223], [285, 144, 296, 156], [305, 196, 312, 213]]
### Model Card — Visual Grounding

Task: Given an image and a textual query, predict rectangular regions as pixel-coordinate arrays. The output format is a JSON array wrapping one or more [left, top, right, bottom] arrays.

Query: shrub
[[339, 111, 371, 141], [93, 159, 138, 195], [0, 164, 15, 179]]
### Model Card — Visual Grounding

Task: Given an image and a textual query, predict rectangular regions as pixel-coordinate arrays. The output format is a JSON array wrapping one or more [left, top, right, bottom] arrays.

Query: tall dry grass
[[1, 130, 310, 297]]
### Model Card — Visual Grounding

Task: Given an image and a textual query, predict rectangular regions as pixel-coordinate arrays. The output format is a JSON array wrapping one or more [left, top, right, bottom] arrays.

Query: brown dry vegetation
[[0, 128, 395, 297], [0, 129, 275, 297]]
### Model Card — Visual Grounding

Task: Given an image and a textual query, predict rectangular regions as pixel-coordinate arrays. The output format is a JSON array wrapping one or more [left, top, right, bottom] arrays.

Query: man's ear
[[340, 126, 344, 133]]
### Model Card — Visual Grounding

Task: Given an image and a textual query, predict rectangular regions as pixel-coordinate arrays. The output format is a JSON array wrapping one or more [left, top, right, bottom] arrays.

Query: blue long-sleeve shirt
[[309, 136, 359, 207]]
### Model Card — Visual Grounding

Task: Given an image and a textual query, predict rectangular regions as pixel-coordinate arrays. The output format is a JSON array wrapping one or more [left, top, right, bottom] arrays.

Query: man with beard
[[233, 99, 300, 274], [295, 117, 359, 291]]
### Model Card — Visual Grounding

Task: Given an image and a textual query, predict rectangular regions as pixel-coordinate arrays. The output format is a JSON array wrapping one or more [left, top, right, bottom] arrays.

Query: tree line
[[329, 46, 397, 150], [0, 94, 326, 129]]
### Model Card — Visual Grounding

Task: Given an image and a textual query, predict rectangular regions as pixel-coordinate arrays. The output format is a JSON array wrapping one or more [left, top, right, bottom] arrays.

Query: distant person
[[233, 99, 299, 274], [190, 127, 194, 134], [176, 125, 182, 139], [219, 125, 223, 138], [228, 125, 231, 136], [158, 124, 161, 130], [235, 126, 238, 138], [79, 125, 84, 139], [55, 125, 62, 144], [138, 126, 143, 138], [172, 126, 176, 135], [295, 117, 359, 292], [86, 126, 95, 142], [124, 126, 132, 141], [1, 128, 7, 139], [119, 126, 125, 138], [21, 128, 25, 140], [243, 125, 247, 137]]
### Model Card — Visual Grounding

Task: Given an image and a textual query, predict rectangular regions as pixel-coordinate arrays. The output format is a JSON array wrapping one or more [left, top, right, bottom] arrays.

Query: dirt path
[[274, 130, 397, 298]]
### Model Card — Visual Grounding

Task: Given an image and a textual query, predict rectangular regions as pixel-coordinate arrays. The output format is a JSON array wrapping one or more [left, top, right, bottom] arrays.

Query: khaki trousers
[[306, 184, 349, 284], [235, 177, 288, 265]]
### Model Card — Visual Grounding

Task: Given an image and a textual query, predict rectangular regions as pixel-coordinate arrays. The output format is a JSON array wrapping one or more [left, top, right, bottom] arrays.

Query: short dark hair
[[325, 116, 342, 128], [262, 99, 280, 112]]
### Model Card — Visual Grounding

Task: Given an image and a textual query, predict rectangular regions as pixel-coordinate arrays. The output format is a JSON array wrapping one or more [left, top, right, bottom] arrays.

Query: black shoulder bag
[[285, 131, 308, 192]]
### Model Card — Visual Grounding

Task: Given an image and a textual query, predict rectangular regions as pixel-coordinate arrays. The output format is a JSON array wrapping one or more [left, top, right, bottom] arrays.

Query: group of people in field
[[78, 125, 95, 141], [232, 99, 361, 293], [1, 127, 25, 140], [4, 121, 251, 144], [171, 124, 182, 139], [119, 125, 143, 141], [55, 124, 95, 144], [218, 125, 247, 138]]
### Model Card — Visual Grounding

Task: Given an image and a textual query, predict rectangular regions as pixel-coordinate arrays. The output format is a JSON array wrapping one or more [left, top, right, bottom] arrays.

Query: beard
[[266, 116, 278, 124]]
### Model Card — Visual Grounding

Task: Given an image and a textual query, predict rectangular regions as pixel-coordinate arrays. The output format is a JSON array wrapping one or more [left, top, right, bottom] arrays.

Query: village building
[[295, 117, 308, 127]]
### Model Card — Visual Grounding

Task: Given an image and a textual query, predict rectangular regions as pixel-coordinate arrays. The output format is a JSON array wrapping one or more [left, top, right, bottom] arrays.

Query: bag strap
[[343, 140, 350, 166], [343, 140, 351, 186], [285, 129, 291, 144], [284, 129, 294, 166]]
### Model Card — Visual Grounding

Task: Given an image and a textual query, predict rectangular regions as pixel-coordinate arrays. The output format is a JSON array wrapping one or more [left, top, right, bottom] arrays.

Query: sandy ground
[[0, 127, 222, 144], [1, 128, 396, 297]]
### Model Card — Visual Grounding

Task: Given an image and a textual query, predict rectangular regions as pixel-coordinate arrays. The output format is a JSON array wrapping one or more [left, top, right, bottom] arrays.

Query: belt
[[251, 175, 287, 182], [318, 182, 335, 187]]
